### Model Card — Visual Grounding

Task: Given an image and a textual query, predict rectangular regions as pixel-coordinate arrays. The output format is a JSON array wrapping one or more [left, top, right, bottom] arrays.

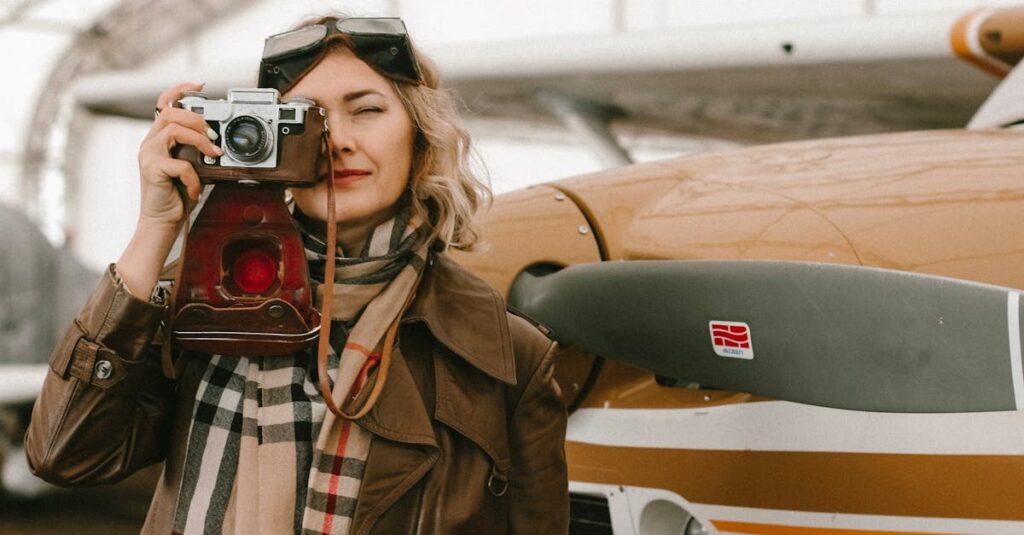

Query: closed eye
[[355, 106, 384, 114]]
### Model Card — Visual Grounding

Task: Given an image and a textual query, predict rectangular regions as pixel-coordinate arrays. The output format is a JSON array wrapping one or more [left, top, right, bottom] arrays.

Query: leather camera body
[[169, 88, 328, 357]]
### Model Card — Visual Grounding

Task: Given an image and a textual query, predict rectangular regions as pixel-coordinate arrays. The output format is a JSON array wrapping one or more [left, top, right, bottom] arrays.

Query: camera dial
[[224, 115, 273, 164]]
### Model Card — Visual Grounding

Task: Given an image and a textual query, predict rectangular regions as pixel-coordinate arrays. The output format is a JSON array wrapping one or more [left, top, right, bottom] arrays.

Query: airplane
[[450, 126, 1024, 534], [4, 3, 1024, 533], [442, 8, 1024, 534]]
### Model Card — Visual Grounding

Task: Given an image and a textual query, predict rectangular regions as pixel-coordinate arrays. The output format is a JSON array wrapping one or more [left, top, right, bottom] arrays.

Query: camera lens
[[224, 116, 272, 163]]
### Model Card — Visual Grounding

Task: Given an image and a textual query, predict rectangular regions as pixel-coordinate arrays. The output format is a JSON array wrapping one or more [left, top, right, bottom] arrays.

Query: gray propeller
[[509, 261, 1024, 413]]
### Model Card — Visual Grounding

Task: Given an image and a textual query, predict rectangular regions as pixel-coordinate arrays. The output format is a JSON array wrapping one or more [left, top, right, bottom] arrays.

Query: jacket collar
[[401, 253, 517, 386]]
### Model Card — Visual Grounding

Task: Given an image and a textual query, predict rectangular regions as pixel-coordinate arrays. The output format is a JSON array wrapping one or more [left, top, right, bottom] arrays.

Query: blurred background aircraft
[[2, 0, 1024, 533]]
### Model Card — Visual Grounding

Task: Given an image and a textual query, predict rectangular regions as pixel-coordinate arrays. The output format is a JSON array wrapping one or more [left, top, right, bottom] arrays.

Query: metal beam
[[536, 89, 632, 168], [0, 0, 45, 27], [20, 0, 254, 224]]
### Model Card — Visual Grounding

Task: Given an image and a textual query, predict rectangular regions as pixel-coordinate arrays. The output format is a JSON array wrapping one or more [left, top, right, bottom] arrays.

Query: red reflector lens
[[232, 249, 278, 294]]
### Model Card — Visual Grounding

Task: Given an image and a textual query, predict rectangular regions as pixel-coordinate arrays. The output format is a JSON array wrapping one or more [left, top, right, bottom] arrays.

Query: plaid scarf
[[172, 207, 429, 535]]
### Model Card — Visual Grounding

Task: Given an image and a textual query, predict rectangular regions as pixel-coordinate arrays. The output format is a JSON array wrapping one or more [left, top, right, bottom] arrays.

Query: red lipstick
[[333, 168, 370, 186]]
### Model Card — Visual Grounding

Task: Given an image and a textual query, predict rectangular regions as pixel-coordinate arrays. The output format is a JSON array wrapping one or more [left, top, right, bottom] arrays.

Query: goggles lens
[[259, 17, 422, 93], [335, 17, 408, 35], [263, 25, 328, 60]]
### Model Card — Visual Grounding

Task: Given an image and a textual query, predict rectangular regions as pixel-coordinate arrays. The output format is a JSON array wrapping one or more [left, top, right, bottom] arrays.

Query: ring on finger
[[154, 101, 174, 119]]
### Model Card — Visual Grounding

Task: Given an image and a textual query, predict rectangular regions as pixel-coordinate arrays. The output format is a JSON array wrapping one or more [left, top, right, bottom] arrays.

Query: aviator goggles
[[258, 17, 423, 94]]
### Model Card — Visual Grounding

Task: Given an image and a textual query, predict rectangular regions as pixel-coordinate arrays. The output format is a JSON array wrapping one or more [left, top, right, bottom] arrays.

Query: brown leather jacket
[[25, 254, 569, 534]]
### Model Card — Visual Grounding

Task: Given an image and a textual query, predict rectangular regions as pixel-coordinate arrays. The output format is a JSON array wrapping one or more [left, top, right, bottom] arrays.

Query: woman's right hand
[[136, 82, 224, 228], [116, 82, 224, 298]]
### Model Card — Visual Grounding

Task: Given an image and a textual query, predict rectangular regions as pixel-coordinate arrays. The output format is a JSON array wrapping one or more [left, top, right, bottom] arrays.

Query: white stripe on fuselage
[[1008, 292, 1023, 410], [696, 503, 1024, 535], [567, 401, 1024, 454]]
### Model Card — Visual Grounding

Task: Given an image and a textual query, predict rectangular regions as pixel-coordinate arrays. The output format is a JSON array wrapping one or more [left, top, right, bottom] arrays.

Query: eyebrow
[[343, 89, 386, 103]]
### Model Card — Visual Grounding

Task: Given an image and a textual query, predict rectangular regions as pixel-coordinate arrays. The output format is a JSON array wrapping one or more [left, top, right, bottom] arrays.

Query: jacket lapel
[[406, 254, 517, 470], [351, 344, 437, 534], [403, 254, 517, 385]]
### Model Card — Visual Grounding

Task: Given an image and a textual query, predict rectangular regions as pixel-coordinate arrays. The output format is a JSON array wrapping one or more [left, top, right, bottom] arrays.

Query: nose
[[328, 116, 356, 156]]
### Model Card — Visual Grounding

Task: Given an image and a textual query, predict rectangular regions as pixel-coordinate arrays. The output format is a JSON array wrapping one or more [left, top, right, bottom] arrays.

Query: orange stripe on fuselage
[[712, 520, 942, 535], [566, 441, 1024, 521]]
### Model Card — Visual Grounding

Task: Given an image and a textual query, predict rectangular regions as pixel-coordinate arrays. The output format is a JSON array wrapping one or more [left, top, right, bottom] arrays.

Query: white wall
[[69, 115, 150, 270]]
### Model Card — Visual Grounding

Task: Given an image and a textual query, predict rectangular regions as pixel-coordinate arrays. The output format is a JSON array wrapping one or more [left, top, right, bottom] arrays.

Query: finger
[[154, 106, 212, 134], [155, 81, 204, 114], [146, 82, 207, 145], [153, 107, 220, 146], [161, 158, 203, 201], [156, 123, 223, 159], [144, 106, 211, 146]]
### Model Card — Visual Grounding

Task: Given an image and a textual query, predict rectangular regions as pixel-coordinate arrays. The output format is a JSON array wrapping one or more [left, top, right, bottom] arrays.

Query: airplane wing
[[69, 8, 1017, 143]]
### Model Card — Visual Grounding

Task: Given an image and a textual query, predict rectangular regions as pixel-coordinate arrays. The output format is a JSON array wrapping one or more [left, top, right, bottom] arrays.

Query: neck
[[293, 204, 403, 257], [335, 222, 372, 256]]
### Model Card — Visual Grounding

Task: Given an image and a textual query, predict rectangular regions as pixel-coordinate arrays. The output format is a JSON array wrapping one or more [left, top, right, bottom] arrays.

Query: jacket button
[[94, 359, 114, 380]]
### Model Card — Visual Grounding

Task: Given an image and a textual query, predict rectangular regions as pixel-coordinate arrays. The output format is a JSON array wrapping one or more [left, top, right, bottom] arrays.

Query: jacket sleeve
[[24, 264, 175, 486], [506, 319, 569, 534]]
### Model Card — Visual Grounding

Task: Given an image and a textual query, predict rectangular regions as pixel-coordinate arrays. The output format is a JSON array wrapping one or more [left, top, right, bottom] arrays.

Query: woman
[[25, 14, 568, 534]]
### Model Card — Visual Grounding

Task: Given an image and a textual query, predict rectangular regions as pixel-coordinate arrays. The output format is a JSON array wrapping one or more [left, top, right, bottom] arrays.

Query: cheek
[[290, 186, 325, 218], [375, 113, 415, 169], [374, 126, 415, 190]]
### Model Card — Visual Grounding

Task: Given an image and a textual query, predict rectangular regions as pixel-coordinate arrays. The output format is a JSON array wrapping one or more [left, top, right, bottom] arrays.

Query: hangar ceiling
[[5, 0, 251, 224]]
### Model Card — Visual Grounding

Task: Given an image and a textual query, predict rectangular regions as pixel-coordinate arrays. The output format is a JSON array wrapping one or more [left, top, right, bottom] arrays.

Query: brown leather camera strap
[[315, 157, 339, 415], [339, 281, 418, 420], [161, 185, 192, 380], [314, 152, 406, 420]]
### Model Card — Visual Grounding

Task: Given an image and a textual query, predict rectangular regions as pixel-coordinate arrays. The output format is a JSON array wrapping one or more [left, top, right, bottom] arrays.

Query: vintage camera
[[168, 88, 329, 360], [175, 88, 327, 186]]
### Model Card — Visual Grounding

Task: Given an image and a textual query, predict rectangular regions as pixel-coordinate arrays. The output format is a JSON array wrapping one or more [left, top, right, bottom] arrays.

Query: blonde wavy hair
[[287, 14, 491, 251]]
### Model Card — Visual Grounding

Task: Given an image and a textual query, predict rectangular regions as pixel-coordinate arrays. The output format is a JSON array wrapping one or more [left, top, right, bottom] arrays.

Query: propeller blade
[[510, 261, 1024, 413]]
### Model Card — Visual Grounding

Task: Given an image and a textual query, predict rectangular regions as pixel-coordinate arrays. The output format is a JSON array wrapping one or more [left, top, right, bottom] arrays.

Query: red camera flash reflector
[[232, 249, 278, 294]]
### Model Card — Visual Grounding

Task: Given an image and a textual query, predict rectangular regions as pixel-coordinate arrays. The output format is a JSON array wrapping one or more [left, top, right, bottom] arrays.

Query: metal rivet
[[282, 126, 290, 135], [577, 226, 589, 235], [554, 193, 566, 201], [94, 360, 113, 380], [389, 46, 399, 55], [268, 304, 285, 319]]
